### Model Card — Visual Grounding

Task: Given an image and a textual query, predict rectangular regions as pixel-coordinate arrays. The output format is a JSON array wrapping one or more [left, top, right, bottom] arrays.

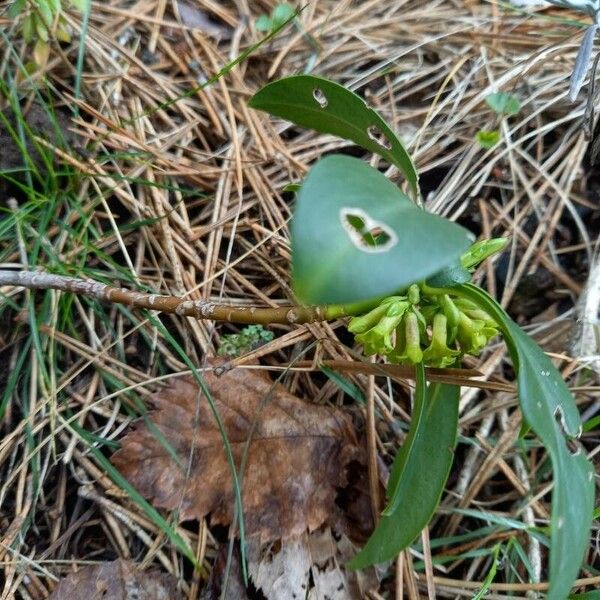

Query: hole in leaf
[[367, 125, 391, 150], [340, 207, 397, 253], [554, 405, 583, 444], [312, 88, 328, 108]]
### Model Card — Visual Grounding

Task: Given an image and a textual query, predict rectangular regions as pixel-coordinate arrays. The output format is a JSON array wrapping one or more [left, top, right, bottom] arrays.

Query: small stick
[[0, 270, 356, 325]]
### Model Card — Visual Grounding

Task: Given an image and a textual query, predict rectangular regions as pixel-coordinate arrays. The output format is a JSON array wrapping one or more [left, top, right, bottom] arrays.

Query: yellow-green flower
[[422, 313, 461, 367], [354, 301, 409, 355]]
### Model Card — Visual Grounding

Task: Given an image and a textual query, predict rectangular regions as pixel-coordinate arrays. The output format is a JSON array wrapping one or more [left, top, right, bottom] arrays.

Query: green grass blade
[[473, 544, 501, 600]]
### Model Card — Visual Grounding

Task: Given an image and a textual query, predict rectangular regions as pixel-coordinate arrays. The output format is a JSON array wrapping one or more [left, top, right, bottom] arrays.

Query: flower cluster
[[348, 285, 500, 367]]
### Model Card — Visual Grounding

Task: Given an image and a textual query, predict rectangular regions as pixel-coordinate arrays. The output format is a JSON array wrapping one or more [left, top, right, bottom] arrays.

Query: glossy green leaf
[[349, 364, 460, 568], [456, 284, 594, 600], [249, 75, 419, 199], [291, 155, 471, 304], [485, 92, 521, 116]]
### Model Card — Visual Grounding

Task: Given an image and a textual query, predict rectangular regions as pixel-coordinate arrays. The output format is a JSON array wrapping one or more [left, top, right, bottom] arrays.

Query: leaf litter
[[111, 360, 361, 541], [47, 559, 181, 600]]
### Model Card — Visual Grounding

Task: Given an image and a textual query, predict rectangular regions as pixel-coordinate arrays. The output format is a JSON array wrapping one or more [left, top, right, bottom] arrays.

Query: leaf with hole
[[348, 364, 460, 568], [456, 284, 595, 600], [291, 155, 471, 304], [249, 75, 419, 200]]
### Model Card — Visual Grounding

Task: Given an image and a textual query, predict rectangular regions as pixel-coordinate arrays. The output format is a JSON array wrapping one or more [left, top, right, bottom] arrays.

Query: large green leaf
[[290, 155, 471, 304], [456, 284, 594, 600], [348, 364, 460, 568], [249, 75, 419, 199]]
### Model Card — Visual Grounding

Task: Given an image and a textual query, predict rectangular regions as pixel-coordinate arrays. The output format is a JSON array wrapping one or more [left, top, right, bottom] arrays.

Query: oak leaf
[[48, 559, 181, 600], [112, 363, 359, 541]]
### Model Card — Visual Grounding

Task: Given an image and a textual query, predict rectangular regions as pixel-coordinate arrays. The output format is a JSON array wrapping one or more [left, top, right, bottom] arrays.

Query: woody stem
[[0, 270, 374, 325]]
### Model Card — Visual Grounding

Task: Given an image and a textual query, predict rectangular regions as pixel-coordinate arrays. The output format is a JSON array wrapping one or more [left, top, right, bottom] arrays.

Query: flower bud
[[439, 294, 460, 328], [404, 311, 423, 364], [461, 238, 508, 270], [408, 284, 420, 305]]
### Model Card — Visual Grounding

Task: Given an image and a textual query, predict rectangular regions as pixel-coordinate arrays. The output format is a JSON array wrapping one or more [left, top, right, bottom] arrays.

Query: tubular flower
[[387, 310, 423, 365], [348, 249, 504, 366], [422, 313, 461, 368], [455, 312, 498, 355], [403, 311, 423, 365], [353, 300, 409, 356], [348, 297, 402, 334]]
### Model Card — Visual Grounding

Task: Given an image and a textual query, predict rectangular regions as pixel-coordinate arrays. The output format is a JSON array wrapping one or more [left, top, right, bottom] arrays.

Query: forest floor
[[0, 1, 599, 598]]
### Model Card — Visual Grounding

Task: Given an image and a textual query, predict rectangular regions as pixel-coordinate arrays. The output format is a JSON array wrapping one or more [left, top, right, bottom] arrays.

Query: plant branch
[[0, 270, 371, 325]]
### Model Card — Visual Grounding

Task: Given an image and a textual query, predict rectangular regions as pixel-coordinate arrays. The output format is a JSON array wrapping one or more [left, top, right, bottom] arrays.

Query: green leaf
[[485, 91, 521, 116], [456, 284, 594, 600], [291, 155, 471, 304], [8, 0, 27, 19], [348, 364, 460, 568], [570, 592, 600, 600], [249, 75, 419, 200], [272, 3, 295, 27], [36, 0, 54, 27], [47, 0, 60, 14], [22, 13, 35, 42], [255, 14, 273, 31], [426, 261, 471, 289], [282, 182, 301, 193], [476, 129, 501, 149]]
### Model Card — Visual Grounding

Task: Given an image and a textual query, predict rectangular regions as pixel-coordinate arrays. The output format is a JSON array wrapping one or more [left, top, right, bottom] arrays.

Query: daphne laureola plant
[[249, 75, 594, 598]]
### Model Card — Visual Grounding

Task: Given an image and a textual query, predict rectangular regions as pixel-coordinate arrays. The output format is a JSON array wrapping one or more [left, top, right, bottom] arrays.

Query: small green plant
[[475, 129, 501, 149], [249, 75, 594, 598], [255, 3, 295, 33], [476, 91, 521, 149], [8, 0, 85, 66], [485, 91, 521, 116], [218, 325, 275, 357]]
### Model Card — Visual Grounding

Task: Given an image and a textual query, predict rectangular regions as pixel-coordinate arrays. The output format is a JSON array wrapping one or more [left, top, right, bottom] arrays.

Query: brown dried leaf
[[48, 560, 181, 600], [248, 528, 381, 600], [112, 363, 359, 541]]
